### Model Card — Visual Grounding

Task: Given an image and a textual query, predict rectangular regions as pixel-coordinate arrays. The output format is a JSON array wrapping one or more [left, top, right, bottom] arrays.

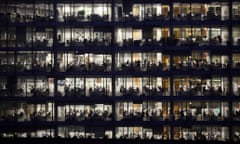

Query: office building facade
[[0, 0, 239, 141]]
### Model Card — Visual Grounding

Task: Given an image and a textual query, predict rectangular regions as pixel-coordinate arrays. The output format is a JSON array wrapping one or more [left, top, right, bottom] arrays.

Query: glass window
[[233, 102, 240, 121], [209, 27, 228, 46], [4, 4, 34, 23], [232, 54, 240, 69], [35, 3, 54, 22], [0, 101, 54, 122], [57, 52, 74, 72], [233, 27, 240, 46], [30, 102, 54, 121], [57, 77, 84, 97], [115, 1, 170, 22], [0, 51, 14, 72], [191, 4, 204, 21], [173, 27, 228, 46], [233, 77, 240, 96], [115, 52, 169, 72], [34, 77, 54, 97], [191, 51, 210, 70], [173, 3, 190, 21], [233, 2, 240, 20], [86, 77, 112, 97], [0, 77, 8, 96], [115, 102, 143, 121], [204, 2, 229, 21], [16, 77, 34, 97], [143, 101, 170, 121], [211, 55, 229, 69], [232, 126, 240, 141], [33, 28, 53, 47], [142, 77, 170, 96], [174, 126, 229, 141], [30, 129, 54, 138], [16, 52, 32, 72], [33, 51, 54, 72], [115, 77, 142, 97], [57, 104, 112, 122], [57, 27, 111, 47], [115, 28, 143, 47], [174, 101, 229, 121], [1, 128, 54, 138], [115, 52, 132, 71], [58, 126, 112, 139], [57, 2, 111, 22], [58, 126, 85, 138], [16, 77, 54, 97], [174, 76, 228, 96]]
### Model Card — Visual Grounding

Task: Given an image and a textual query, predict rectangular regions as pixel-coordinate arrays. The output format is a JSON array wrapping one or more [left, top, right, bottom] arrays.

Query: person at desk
[[217, 86, 223, 96], [178, 85, 184, 96], [233, 131, 240, 141], [103, 107, 112, 120], [235, 59, 240, 68], [123, 60, 131, 69], [16, 107, 25, 120]]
